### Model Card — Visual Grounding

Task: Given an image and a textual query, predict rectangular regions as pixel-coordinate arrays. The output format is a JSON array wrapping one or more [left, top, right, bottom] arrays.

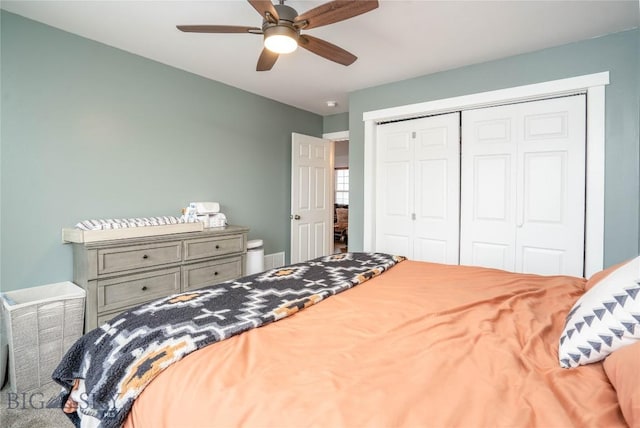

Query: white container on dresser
[[71, 225, 249, 331]]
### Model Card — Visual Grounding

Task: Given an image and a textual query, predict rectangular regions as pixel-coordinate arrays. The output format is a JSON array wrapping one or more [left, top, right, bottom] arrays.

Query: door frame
[[323, 131, 350, 141], [362, 71, 609, 277], [323, 131, 350, 254]]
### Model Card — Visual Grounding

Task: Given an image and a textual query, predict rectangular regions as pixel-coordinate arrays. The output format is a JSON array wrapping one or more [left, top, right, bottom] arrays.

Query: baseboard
[[264, 252, 285, 270]]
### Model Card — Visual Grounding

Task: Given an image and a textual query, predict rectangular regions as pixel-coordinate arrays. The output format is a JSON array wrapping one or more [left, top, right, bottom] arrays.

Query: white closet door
[[460, 106, 518, 271], [516, 96, 586, 276], [412, 113, 460, 263], [376, 113, 460, 263], [375, 122, 414, 258], [461, 95, 586, 276]]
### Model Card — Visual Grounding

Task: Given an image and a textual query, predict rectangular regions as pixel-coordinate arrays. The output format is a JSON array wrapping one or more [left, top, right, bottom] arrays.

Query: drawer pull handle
[[141, 286, 148, 291], [142, 254, 149, 259], [215, 245, 220, 250], [214, 271, 219, 276]]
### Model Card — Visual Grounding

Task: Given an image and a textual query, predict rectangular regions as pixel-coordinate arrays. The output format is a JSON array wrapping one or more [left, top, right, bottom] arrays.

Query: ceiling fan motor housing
[[264, 5, 299, 30], [271, 4, 298, 24], [263, 4, 300, 46]]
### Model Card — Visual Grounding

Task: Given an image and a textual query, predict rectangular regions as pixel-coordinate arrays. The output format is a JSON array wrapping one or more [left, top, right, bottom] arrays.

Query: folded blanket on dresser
[[50, 252, 405, 428]]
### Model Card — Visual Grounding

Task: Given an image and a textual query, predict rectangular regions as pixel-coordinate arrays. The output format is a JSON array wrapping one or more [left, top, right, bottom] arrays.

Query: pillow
[[584, 260, 628, 292], [603, 340, 640, 427], [558, 256, 640, 368]]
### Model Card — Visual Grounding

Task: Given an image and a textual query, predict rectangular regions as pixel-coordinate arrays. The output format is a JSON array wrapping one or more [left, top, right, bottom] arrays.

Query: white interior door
[[375, 113, 460, 263], [290, 133, 334, 264], [461, 95, 586, 276]]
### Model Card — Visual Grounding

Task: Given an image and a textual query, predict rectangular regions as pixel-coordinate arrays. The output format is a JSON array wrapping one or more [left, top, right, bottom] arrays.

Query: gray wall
[[0, 11, 323, 291], [323, 112, 349, 134], [348, 28, 639, 268]]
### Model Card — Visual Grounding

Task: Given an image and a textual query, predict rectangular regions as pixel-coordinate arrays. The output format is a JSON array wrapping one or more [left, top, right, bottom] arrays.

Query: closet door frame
[[363, 72, 609, 277]]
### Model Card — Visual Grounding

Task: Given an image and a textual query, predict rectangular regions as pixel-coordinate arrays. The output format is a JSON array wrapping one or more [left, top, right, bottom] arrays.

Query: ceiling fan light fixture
[[177, 0, 380, 71], [264, 26, 298, 54]]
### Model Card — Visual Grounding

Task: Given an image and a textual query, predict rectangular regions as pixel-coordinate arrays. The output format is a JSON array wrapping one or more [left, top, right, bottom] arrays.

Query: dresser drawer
[[183, 234, 244, 261], [97, 267, 180, 312], [97, 311, 120, 326], [97, 242, 182, 275], [182, 256, 243, 291]]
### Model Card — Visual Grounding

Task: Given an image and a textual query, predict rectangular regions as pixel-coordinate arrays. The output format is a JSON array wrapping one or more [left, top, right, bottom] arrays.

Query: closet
[[375, 95, 586, 277]]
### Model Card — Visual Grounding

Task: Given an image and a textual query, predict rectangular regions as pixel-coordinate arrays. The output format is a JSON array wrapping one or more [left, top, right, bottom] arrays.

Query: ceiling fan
[[177, 0, 379, 71]]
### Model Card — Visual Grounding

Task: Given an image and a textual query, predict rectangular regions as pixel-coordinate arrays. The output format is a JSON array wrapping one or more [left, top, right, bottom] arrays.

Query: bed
[[52, 252, 639, 427]]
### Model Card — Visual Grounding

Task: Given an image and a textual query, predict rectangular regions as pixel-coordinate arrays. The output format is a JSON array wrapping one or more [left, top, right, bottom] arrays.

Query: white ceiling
[[2, 0, 638, 115]]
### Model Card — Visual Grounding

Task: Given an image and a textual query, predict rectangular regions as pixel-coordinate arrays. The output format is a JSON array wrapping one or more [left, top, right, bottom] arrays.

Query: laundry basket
[[246, 239, 265, 275], [1, 282, 85, 392]]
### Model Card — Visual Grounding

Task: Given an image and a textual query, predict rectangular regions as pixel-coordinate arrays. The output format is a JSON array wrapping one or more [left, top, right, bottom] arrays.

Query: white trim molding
[[323, 130, 349, 141], [363, 71, 609, 277]]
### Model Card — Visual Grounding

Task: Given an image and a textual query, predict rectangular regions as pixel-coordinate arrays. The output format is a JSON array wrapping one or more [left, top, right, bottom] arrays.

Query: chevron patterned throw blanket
[[51, 252, 404, 427]]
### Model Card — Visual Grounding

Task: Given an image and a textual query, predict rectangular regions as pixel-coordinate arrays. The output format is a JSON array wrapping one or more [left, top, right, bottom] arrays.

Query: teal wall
[[323, 112, 349, 134], [348, 28, 639, 268], [0, 12, 323, 291], [2, 13, 636, 292]]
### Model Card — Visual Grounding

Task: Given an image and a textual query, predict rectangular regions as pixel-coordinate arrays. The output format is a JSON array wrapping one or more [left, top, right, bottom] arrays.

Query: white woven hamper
[[1, 281, 85, 392]]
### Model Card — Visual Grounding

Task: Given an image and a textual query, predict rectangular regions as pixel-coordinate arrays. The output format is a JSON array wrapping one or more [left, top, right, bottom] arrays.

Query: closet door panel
[[462, 95, 585, 276], [413, 113, 460, 263], [417, 159, 447, 218], [380, 161, 412, 256], [523, 152, 564, 223], [414, 158, 450, 261], [375, 125, 413, 257], [516, 95, 585, 276], [520, 247, 564, 275], [375, 113, 459, 263], [461, 107, 517, 271], [470, 242, 510, 269], [474, 155, 511, 221]]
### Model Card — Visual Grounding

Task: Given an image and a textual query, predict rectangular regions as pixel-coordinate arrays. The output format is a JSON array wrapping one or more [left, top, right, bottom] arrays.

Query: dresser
[[71, 225, 249, 331]]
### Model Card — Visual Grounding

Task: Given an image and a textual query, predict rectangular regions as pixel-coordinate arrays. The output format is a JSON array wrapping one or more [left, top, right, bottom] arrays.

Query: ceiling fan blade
[[298, 34, 357, 66], [257, 48, 279, 71], [248, 0, 279, 22], [177, 25, 261, 34], [295, 0, 378, 30]]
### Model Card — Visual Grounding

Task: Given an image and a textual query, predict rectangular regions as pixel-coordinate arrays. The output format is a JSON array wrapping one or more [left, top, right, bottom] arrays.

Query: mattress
[[123, 259, 626, 427]]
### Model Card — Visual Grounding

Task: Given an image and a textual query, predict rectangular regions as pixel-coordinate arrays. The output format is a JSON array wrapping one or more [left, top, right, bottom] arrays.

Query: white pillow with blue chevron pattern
[[559, 256, 640, 368]]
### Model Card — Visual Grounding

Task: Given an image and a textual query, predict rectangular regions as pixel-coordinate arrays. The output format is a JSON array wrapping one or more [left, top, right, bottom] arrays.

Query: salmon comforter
[[125, 259, 626, 427]]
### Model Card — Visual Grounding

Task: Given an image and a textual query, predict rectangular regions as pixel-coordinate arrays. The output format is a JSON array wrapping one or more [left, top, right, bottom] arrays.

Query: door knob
[[290, 214, 301, 220]]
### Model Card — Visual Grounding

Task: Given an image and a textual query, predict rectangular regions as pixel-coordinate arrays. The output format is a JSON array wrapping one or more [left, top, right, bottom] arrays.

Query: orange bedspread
[[125, 260, 626, 427]]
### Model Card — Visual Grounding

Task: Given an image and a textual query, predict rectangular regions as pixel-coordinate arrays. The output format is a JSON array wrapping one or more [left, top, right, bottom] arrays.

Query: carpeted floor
[[0, 381, 72, 428]]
